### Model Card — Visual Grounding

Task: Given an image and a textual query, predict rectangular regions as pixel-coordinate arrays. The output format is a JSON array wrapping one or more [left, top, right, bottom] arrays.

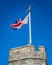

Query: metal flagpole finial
[[25, 5, 31, 13], [28, 5, 31, 12]]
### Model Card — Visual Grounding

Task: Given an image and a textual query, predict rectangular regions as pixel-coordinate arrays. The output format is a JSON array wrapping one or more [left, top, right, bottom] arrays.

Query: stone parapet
[[9, 45, 46, 62]]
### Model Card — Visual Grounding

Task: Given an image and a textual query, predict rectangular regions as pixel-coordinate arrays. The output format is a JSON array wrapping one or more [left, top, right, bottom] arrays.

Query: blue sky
[[0, 0, 52, 65]]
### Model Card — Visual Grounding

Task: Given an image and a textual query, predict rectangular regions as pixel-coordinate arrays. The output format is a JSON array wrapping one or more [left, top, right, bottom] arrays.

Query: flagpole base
[[27, 43, 32, 46]]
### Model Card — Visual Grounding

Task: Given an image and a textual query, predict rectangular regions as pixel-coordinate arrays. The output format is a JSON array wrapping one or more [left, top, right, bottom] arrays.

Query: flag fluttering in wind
[[10, 14, 29, 29], [10, 5, 32, 45]]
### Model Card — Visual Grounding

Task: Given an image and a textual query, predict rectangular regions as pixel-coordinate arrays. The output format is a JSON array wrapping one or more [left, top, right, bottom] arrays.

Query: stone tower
[[8, 45, 47, 65]]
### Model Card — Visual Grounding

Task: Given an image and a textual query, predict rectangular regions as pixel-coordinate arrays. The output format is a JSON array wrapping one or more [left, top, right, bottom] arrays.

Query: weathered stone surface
[[8, 45, 47, 65]]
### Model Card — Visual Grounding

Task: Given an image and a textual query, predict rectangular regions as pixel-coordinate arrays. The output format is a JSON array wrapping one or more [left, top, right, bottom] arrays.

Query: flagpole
[[28, 5, 32, 45]]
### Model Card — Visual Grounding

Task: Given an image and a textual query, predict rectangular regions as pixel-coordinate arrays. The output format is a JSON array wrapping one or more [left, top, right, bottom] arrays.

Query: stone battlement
[[9, 45, 46, 62]]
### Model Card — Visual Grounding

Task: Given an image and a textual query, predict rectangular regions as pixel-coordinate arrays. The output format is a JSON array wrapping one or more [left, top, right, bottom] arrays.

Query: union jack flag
[[10, 14, 29, 30]]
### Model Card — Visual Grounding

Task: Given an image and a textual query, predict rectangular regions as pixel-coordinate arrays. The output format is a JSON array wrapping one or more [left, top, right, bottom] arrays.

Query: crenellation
[[9, 45, 47, 65]]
